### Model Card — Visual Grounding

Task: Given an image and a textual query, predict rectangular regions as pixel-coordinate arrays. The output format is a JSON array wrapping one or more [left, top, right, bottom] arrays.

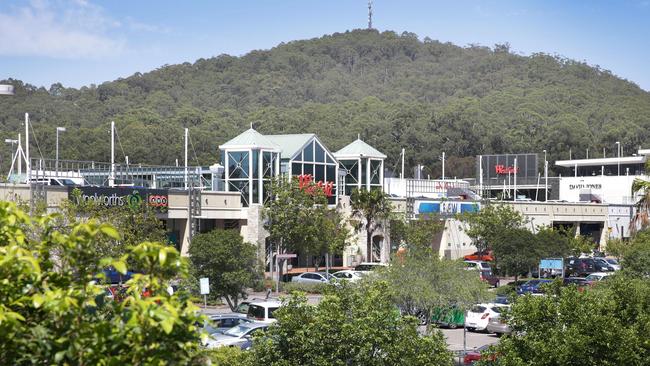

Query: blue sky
[[1, 0, 649, 90]]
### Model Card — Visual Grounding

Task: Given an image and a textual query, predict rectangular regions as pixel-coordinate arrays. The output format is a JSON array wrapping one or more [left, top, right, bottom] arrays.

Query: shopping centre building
[[3, 127, 646, 266]]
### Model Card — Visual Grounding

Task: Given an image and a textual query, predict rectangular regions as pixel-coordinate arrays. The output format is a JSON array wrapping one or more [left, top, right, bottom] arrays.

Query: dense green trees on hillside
[[2, 29, 649, 178]]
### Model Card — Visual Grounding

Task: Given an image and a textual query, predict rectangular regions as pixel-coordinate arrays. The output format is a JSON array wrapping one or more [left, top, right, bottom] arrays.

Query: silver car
[[204, 313, 252, 335], [291, 271, 334, 284], [205, 322, 269, 349], [486, 314, 511, 336]]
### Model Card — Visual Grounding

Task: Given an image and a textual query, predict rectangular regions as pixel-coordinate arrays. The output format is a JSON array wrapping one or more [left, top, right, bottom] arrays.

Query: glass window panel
[[370, 160, 381, 184], [326, 165, 335, 183], [252, 150, 259, 179], [315, 143, 325, 163], [326, 154, 335, 164], [361, 160, 367, 184], [315, 164, 325, 182], [303, 163, 313, 176], [228, 151, 249, 179], [263, 152, 273, 178], [229, 181, 249, 207], [292, 163, 302, 176], [303, 141, 314, 162]]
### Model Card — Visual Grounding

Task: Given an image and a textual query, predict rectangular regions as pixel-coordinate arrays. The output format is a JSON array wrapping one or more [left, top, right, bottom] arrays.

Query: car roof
[[208, 313, 247, 319], [243, 321, 271, 329], [249, 300, 282, 307], [588, 272, 610, 276]]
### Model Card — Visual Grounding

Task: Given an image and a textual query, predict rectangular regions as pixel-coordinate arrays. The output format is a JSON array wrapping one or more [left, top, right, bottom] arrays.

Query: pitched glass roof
[[265, 134, 316, 160]]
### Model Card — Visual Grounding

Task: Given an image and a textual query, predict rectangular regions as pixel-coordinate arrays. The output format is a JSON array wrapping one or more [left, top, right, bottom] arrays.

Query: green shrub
[[204, 347, 250, 366]]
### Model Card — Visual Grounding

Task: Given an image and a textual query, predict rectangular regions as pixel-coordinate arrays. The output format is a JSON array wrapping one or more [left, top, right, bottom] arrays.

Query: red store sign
[[494, 164, 519, 175]]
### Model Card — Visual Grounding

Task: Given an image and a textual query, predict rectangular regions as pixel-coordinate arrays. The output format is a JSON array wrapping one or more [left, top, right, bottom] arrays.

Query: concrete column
[[179, 218, 191, 257]]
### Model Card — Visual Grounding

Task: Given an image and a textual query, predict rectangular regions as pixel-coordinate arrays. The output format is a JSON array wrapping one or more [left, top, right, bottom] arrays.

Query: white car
[[204, 322, 268, 349], [604, 258, 621, 271], [332, 270, 365, 283], [291, 272, 334, 284], [465, 303, 509, 332], [585, 272, 612, 282], [246, 300, 282, 323], [464, 260, 492, 271]]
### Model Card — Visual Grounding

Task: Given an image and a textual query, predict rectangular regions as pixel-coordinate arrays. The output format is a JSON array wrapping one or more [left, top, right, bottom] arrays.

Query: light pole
[[615, 141, 620, 176], [543, 149, 548, 202], [56, 127, 66, 176]]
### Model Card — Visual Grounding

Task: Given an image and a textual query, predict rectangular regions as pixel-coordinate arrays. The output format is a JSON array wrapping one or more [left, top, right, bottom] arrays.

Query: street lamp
[[56, 127, 66, 176], [543, 149, 548, 202], [616, 141, 621, 176]]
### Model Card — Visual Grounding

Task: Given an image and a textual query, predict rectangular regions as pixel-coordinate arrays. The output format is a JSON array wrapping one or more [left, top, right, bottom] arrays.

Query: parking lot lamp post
[[56, 127, 66, 176]]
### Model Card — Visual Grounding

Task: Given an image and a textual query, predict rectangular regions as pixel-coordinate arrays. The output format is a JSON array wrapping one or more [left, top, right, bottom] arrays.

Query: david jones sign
[[68, 187, 169, 209], [568, 183, 602, 190]]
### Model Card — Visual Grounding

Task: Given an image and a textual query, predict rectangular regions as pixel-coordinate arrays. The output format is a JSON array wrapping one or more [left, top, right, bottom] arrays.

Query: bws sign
[[417, 201, 480, 216], [68, 187, 169, 210]]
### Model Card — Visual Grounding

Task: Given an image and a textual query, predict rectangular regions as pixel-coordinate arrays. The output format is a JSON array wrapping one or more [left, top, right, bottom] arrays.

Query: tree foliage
[[3, 30, 648, 177], [246, 281, 454, 366], [188, 229, 260, 310], [489, 275, 650, 365], [0, 201, 204, 365], [350, 188, 393, 262]]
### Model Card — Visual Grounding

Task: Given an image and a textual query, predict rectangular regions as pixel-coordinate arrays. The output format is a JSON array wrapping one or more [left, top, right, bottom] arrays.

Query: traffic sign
[[200, 277, 210, 295], [276, 253, 297, 260]]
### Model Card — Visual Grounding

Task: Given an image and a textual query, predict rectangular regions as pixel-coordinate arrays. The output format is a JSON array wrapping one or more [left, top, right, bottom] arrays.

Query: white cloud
[[0, 0, 125, 58]]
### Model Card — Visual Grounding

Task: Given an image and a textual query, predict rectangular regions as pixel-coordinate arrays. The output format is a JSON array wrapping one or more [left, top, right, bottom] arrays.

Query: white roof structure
[[555, 156, 645, 168], [218, 129, 280, 151], [334, 139, 387, 159]]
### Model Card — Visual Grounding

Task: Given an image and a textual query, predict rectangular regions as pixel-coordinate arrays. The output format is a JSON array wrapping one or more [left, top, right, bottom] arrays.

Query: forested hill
[[1, 29, 650, 178]]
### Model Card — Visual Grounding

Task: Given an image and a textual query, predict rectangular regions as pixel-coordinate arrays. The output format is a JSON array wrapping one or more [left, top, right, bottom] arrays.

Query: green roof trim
[[334, 139, 387, 159], [265, 134, 315, 159]]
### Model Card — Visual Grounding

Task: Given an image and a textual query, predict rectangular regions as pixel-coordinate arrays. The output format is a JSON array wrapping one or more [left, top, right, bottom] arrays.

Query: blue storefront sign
[[416, 201, 480, 216]]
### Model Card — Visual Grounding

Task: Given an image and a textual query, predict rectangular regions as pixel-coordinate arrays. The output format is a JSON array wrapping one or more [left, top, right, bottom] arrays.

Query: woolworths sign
[[68, 187, 168, 211]]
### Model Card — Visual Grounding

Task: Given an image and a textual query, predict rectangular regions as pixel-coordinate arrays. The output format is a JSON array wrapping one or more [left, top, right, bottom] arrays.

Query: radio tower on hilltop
[[368, 0, 373, 29]]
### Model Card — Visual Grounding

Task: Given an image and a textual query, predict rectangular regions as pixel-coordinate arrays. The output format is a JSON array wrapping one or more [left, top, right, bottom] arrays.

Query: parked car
[[431, 306, 465, 329], [604, 258, 621, 271], [354, 262, 388, 272], [464, 260, 492, 271], [246, 300, 282, 323], [463, 344, 496, 365], [566, 257, 613, 277], [563, 277, 588, 291], [332, 270, 365, 282], [463, 250, 494, 262], [479, 269, 500, 288], [593, 258, 616, 272], [486, 313, 511, 337], [291, 272, 334, 284], [516, 279, 553, 295], [204, 314, 252, 335], [584, 272, 612, 284], [204, 322, 269, 349], [465, 303, 509, 332]]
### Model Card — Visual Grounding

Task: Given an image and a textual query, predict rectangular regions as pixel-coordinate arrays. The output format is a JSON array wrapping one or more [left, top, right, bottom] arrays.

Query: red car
[[464, 250, 494, 262], [464, 344, 497, 365]]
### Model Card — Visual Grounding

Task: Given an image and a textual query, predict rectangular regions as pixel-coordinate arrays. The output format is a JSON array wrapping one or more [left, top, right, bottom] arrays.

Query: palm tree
[[350, 188, 393, 262], [631, 178, 650, 233]]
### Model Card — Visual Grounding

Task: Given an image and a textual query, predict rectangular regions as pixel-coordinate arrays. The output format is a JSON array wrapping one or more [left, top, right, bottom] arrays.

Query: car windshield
[[585, 274, 601, 281], [491, 306, 507, 313], [223, 325, 251, 338], [606, 258, 619, 265]]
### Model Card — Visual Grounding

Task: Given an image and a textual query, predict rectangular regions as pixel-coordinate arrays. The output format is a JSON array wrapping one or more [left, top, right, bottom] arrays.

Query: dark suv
[[566, 257, 614, 277]]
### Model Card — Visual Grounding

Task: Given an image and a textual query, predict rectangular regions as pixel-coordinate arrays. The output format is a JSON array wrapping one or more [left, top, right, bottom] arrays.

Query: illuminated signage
[[494, 165, 519, 175], [68, 187, 168, 210], [298, 174, 334, 197], [417, 201, 480, 216]]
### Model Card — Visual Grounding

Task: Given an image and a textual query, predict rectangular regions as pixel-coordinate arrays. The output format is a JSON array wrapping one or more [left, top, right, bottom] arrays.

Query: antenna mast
[[368, 0, 373, 29]]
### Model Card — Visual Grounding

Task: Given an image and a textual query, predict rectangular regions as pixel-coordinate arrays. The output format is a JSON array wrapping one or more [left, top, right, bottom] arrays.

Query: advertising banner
[[477, 153, 538, 185], [68, 187, 169, 211], [416, 201, 480, 216]]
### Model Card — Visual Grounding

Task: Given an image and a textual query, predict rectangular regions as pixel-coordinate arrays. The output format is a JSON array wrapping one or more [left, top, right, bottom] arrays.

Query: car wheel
[[417, 312, 429, 326], [466, 327, 475, 332], [448, 323, 458, 329]]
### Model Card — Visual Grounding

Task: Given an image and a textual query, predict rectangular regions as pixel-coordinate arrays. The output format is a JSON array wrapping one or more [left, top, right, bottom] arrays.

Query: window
[[303, 142, 314, 162]]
